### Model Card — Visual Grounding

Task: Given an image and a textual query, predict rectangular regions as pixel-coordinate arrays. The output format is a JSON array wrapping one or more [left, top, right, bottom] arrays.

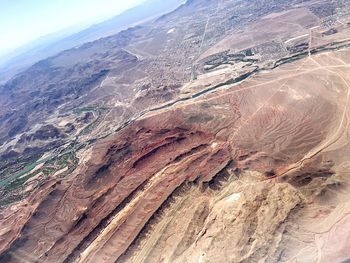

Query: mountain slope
[[0, 0, 184, 83]]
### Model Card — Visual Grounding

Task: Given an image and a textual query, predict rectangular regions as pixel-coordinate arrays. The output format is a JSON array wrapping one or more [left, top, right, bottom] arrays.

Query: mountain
[[0, 0, 185, 83], [1, 0, 350, 262], [0, 24, 88, 84], [60, 0, 186, 44]]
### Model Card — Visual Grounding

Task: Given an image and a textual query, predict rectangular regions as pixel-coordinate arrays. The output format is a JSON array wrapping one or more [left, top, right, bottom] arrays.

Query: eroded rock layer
[[1, 49, 350, 263]]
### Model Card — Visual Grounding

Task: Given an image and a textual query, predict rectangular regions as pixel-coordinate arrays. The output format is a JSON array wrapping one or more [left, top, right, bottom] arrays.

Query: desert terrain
[[1, 0, 350, 262]]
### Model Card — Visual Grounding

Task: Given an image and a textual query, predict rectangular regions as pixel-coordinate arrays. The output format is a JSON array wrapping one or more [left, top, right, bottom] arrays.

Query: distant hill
[[0, 0, 185, 83]]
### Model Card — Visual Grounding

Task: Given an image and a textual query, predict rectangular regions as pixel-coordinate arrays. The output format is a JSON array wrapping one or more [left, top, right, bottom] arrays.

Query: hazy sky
[[0, 0, 144, 56]]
